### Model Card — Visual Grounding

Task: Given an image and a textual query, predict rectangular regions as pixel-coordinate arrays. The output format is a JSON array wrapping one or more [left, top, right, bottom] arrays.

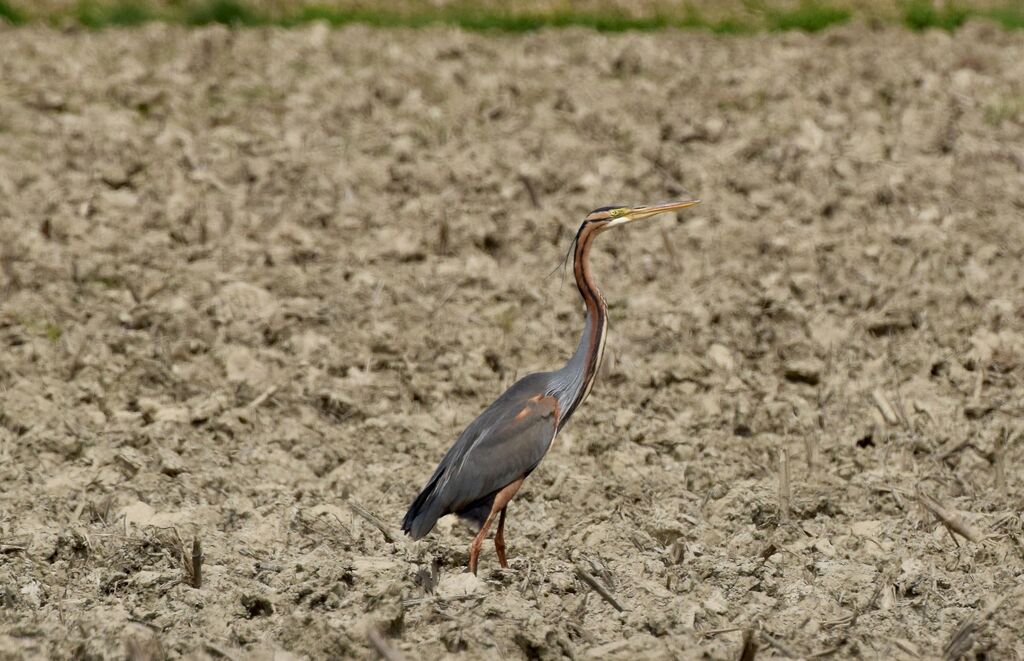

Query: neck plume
[[552, 224, 609, 427]]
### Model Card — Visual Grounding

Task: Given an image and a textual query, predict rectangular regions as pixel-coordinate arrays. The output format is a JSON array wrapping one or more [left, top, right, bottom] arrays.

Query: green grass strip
[[282, 6, 755, 32], [285, 7, 675, 31], [898, 0, 1024, 31], [981, 4, 1024, 29], [768, 2, 851, 32], [0, 0, 25, 24], [1, 0, 1023, 32], [902, 0, 970, 31], [185, 0, 266, 26], [75, 0, 156, 27]]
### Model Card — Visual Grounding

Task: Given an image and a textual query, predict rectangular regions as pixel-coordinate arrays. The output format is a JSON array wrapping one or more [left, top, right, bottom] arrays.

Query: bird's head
[[558, 199, 702, 273], [582, 199, 701, 231]]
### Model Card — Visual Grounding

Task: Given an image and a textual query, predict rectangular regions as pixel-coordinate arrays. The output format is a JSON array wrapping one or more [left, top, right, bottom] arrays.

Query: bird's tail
[[401, 472, 445, 540]]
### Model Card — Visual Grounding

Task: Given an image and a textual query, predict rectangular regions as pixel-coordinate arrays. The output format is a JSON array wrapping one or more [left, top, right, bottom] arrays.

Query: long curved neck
[[553, 225, 609, 427]]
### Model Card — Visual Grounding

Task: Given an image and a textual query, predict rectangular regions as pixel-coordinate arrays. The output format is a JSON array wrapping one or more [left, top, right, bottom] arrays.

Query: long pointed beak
[[611, 199, 701, 226]]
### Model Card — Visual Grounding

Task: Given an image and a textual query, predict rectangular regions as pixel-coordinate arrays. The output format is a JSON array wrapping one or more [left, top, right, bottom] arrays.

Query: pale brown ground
[[1, 20, 1023, 661]]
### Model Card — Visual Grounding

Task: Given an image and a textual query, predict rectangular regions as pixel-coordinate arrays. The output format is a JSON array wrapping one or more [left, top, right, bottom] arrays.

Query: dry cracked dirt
[[1, 19, 1023, 661]]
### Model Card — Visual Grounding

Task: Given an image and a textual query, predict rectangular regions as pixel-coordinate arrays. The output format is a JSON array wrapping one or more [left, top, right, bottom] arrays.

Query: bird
[[401, 199, 701, 574]]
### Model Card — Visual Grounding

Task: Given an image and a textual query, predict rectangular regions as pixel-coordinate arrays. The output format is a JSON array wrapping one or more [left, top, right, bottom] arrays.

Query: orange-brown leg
[[494, 506, 509, 568], [468, 512, 496, 575], [467, 478, 524, 575]]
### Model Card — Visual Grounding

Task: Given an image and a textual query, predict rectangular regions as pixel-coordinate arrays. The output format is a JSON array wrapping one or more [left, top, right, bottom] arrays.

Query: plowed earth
[[1, 21, 1023, 660]]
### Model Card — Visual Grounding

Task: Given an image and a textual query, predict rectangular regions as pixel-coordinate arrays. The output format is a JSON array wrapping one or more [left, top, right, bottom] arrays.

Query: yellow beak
[[609, 199, 701, 226]]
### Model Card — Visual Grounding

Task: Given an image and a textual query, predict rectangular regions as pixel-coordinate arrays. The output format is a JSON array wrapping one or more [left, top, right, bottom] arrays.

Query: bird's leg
[[467, 478, 525, 575], [494, 506, 509, 568], [468, 511, 497, 576]]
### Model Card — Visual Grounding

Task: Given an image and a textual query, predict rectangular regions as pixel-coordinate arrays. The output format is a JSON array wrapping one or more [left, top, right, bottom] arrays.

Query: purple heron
[[402, 200, 701, 574]]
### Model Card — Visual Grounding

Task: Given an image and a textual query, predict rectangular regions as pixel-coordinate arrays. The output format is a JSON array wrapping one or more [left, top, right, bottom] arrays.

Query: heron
[[401, 199, 701, 574]]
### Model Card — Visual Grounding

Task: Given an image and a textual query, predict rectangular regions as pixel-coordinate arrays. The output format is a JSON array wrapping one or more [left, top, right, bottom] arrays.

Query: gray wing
[[402, 372, 560, 539]]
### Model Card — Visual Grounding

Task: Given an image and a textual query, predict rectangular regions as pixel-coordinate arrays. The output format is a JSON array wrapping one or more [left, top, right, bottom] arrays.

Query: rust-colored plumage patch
[[513, 394, 558, 422]]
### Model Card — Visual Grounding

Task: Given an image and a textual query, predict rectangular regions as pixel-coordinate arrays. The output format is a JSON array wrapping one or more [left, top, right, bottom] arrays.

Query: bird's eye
[[609, 209, 623, 217]]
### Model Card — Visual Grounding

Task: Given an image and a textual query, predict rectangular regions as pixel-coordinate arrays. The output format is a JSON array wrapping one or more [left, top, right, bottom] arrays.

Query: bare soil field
[[1, 20, 1023, 660]]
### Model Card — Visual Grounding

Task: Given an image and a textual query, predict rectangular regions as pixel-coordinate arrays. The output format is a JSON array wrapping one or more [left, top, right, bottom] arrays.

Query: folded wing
[[401, 372, 560, 539]]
